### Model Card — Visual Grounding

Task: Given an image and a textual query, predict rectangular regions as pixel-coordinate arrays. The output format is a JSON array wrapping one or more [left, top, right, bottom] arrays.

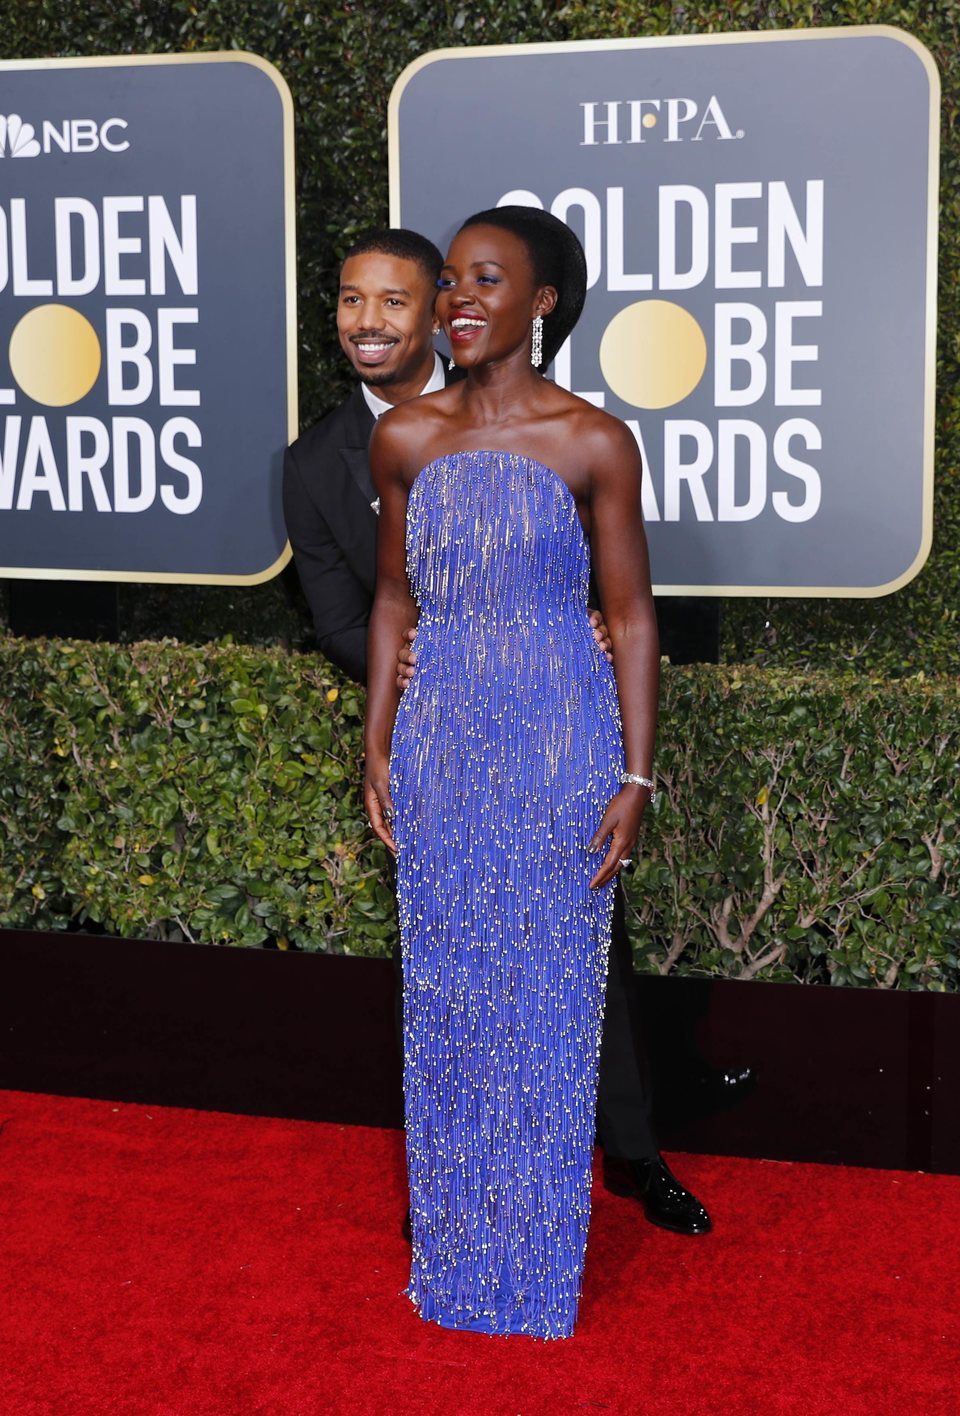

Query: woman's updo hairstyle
[[457, 205, 587, 369]]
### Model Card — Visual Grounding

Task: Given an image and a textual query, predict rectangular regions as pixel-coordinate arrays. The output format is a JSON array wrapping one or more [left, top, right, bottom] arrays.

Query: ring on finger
[[618, 857, 633, 868]]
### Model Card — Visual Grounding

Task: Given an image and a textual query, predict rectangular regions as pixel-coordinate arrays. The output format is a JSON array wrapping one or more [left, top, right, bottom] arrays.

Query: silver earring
[[531, 314, 543, 368], [448, 355, 456, 371]]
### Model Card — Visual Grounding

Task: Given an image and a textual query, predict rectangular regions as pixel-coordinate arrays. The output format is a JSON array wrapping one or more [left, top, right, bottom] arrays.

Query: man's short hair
[[343, 227, 443, 286]]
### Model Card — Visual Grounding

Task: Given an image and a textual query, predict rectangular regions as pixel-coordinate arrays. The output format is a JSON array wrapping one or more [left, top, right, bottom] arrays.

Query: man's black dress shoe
[[403, 1155, 711, 1241], [603, 1153, 712, 1235]]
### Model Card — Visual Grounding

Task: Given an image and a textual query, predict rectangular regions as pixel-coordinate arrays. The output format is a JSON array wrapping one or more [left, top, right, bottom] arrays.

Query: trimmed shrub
[[1, 636, 956, 988], [1, 637, 392, 955], [637, 664, 958, 989]]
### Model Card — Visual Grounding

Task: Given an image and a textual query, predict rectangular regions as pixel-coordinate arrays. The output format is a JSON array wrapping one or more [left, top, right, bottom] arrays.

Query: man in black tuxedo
[[284, 227, 712, 1235]]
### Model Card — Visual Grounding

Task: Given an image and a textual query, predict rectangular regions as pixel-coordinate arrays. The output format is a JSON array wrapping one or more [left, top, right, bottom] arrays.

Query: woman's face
[[436, 224, 556, 371]]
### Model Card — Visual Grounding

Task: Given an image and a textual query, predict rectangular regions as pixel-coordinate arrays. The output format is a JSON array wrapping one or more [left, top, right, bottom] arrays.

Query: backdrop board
[[0, 52, 296, 584], [390, 27, 939, 597]]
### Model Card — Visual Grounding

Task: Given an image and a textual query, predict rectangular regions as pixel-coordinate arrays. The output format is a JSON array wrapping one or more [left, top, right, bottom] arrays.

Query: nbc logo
[[0, 114, 41, 158], [0, 113, 129, 155]]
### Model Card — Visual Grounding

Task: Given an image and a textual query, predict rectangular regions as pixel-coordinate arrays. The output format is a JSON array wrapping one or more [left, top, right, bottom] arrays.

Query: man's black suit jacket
[[283, 385, 379, 685], [284, 368, 463, 684]]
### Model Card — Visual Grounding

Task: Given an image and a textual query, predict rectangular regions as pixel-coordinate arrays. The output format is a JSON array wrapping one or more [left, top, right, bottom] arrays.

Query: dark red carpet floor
[[0, 1089, 957, 1415]]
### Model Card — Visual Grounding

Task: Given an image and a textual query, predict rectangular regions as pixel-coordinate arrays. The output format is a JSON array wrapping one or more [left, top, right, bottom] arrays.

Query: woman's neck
[[462, 352, 544, 425]]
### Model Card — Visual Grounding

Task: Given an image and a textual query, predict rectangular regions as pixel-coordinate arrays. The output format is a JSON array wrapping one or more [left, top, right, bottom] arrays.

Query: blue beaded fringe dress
[[390, 450, 623, 1339]]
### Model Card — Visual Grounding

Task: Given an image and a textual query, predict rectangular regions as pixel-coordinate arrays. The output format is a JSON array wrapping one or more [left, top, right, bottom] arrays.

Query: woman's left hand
[[588, 786, 650, 890]]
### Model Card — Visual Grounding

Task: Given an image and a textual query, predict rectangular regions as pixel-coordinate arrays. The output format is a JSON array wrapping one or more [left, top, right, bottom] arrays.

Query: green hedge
[[0, 636, 393, 954], [2, 636, 956, 989], [1, 0, 958, 673]]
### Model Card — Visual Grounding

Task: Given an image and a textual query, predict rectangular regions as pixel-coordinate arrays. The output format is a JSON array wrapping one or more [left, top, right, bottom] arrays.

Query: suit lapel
[[338, 387, 377, 508], [340, 446, 377, 508]]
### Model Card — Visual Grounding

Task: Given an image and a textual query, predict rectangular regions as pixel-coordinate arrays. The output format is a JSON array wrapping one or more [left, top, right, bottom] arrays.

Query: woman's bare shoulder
[[370, 393, 451, 476], [549, 393, 640, 469], [368, 387, 467, 487]]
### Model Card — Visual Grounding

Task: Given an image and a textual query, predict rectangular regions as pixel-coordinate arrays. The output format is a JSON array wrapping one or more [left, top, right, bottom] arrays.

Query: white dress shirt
[[360, 352, 446, 421]]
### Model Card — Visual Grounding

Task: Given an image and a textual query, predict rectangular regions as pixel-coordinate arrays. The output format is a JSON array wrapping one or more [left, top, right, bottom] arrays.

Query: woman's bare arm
[[363, 414, 419, 853], [584, 418, 660, 889]]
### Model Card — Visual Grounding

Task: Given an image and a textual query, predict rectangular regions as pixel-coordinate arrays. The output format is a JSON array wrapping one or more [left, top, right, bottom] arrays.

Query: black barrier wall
[[2, 930, 957, 1175]]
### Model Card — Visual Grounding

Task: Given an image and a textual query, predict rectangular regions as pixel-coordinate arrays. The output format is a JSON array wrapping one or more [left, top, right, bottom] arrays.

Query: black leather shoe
[[603, 1153, 712, 1235]]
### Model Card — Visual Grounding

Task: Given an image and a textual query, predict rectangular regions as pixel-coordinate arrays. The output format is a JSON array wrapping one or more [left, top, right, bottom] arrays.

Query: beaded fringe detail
[[390, 451, 622, 1340]]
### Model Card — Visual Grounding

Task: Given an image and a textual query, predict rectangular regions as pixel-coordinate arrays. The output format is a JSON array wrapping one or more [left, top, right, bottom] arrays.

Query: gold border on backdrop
[[0, 50, 297, 586], [388, 27, 941, 599]]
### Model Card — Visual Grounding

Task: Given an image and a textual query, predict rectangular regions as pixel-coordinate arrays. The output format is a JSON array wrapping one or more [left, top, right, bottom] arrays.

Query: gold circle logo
[[599, 299, 707, 410], [9, 304, 102, 407]]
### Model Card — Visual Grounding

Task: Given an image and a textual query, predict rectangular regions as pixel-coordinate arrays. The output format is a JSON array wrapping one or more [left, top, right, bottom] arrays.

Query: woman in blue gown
[[364, 208, 659, 1339]]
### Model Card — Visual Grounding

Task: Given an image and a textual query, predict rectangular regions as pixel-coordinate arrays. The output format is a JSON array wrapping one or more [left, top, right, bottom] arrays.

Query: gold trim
[[0, 542, 293, 587], [388, 26, 940, 600], [0, 50, 298, 586]]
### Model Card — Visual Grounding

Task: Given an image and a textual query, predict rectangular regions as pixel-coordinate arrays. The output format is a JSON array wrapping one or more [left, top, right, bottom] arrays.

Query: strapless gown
[[389, 449, 623, 1339]]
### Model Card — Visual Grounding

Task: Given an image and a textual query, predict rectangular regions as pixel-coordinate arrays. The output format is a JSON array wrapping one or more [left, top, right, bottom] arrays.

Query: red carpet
[[0, 1090, 957, 1415]]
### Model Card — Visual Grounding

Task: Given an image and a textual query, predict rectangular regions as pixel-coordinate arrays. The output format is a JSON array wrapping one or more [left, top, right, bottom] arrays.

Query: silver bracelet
[[620, 771, 656, 802]]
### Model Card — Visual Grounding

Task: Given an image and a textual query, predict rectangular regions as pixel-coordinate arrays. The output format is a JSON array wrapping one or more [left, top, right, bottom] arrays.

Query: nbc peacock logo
[[0, 114, 41, 158], [0, 112, 129, 155]]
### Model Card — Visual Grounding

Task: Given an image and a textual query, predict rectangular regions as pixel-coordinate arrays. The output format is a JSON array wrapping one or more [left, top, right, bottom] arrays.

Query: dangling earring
[[531, 314, 544, 369], [448, 355, 456, 371]]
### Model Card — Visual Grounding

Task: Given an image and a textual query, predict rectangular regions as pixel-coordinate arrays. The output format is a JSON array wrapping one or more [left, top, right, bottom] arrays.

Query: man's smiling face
[[337, 251, 438, 391]]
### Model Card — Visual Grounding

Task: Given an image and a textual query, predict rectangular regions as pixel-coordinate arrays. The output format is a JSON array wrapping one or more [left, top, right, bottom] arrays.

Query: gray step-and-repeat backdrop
[[0, 53, 296, 584], [390, 28, 939, 596]]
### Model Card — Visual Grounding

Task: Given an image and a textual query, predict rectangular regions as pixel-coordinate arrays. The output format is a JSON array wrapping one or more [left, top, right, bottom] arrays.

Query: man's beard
[[358, 369, 401, 387]]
